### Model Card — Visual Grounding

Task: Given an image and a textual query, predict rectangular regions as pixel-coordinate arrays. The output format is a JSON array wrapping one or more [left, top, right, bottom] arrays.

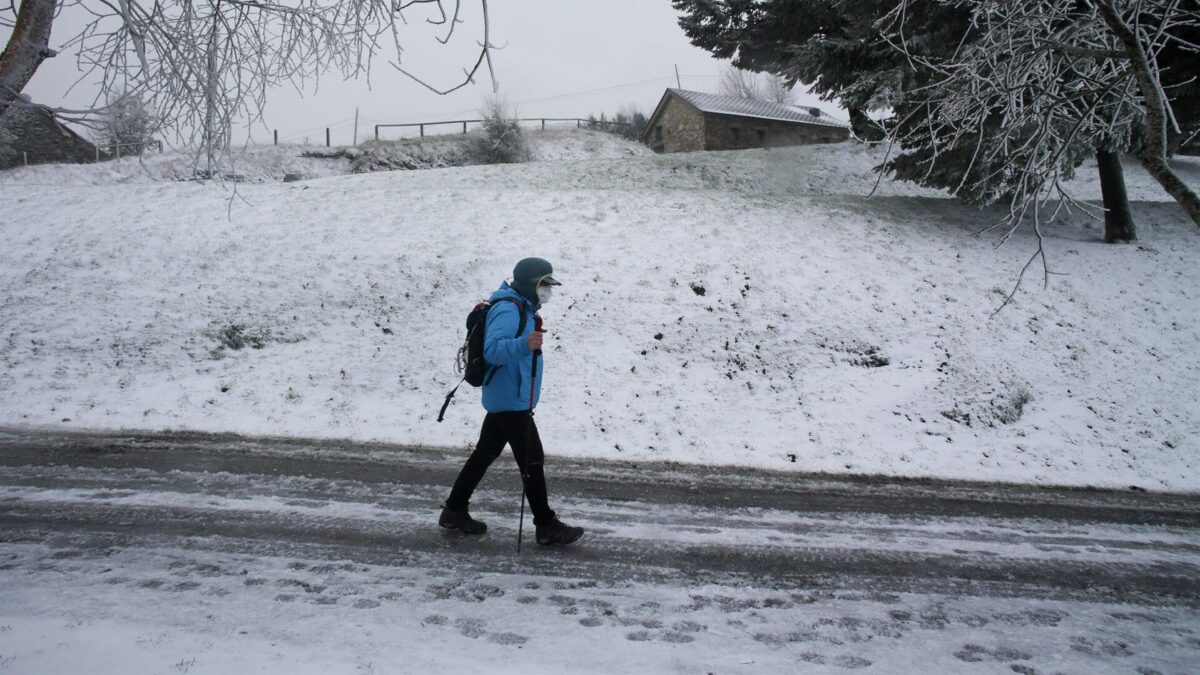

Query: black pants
[[445, 412, 556, 526]]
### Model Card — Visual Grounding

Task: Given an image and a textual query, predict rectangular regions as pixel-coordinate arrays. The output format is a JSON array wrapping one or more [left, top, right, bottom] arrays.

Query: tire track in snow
[[1, 429, 1198, 607]]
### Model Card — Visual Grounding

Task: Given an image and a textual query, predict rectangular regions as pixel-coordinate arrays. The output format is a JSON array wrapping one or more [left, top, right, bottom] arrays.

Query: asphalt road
[[2, 426, 1198, 609]]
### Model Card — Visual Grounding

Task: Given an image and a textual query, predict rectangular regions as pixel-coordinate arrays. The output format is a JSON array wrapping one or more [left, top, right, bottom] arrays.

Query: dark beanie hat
[[511, 257, 561, 302]]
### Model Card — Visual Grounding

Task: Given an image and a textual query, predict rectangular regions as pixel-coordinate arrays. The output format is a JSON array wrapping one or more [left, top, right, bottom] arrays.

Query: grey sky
[[15, 1, 843, 145]]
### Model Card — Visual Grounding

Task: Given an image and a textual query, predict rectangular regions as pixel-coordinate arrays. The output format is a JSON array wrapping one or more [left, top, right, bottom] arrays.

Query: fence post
[[463, 121, 467, 134], [419, 124, 425, 138], [22, 151, 28, 167], [541, 119, 546, 130], [326, 128, 331, 147], [274, 129, 278, 145], [116, 144, 121, 159]]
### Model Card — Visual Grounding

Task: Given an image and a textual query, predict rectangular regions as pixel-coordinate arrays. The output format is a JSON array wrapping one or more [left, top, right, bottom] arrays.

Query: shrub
[[468, 97, 529, 164], [99, 94, 158, 155], [585, 104, 648, 142]]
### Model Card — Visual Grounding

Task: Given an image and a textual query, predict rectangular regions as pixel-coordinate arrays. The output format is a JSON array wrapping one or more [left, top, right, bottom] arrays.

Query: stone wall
[[647, 95, 706, 153], [703, 113, 848, 151], [0, 105, 100, 170]]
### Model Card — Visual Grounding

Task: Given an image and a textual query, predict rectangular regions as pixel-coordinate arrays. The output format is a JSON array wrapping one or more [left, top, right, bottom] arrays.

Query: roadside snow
[[0, 142, 1198, 490]]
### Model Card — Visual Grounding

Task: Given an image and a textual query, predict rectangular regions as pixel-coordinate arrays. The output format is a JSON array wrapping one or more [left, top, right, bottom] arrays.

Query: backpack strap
[[438, 298, 527, 424], [481, 298, 527, 386]]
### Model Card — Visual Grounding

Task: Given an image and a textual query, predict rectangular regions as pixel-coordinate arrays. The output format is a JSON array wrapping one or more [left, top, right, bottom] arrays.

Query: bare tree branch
[[880, 0, 1200, 244], [877, 0, 1200, 311], [392, 0, 496, 94], [3, 0, 502, 172]]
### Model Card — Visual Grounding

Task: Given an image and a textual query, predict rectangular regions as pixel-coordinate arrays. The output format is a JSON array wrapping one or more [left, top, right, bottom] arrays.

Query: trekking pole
[[517, 481, 527, 552], [517, 346, 541, 553]]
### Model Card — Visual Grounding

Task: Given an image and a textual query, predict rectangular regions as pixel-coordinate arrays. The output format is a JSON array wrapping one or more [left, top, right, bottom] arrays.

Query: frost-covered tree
[[1, 0, 500, 172], [586, 104, 648, 141], [881, 0, 1200, 249], [717, 64, 765, 99], [762, 73, 795, 105], [673, 0, 1199, 247], [717, 65, 794, 104], [99, 93, 157, 155], [615, 104, 649, 140], [469, 96, 528, 165]]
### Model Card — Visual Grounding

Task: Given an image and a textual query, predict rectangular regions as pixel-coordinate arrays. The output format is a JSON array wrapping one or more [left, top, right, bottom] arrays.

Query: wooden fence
[[373, 117, 630, 141]]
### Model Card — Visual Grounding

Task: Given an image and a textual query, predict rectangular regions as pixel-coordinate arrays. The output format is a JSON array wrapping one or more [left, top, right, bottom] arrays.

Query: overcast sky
[[16, 1, 844, 145]]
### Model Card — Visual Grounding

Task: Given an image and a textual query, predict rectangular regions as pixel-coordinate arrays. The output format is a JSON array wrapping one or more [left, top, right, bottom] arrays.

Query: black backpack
[[437, 298, 527, 422]]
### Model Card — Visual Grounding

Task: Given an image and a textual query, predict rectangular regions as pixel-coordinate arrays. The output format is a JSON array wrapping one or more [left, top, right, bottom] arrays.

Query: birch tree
[[762, 73, 795, 105], [717, 64, 796, 104], [718, 64, 765, 99]]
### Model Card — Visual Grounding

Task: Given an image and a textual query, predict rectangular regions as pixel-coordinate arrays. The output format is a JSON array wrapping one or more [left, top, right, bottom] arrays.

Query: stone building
[[0, 104, 100, 170], [642, 88, 849, 154]]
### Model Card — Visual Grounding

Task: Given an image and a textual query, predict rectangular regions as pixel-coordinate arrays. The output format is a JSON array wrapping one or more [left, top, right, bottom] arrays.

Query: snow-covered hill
[[0, 128, 652, 185], [1, 142, 1197, 491]]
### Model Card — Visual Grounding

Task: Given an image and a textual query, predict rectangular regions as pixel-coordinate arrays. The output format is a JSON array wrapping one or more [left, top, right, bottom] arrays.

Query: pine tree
[[673, 0, 1200, 240], [672, 0, 947, 140]]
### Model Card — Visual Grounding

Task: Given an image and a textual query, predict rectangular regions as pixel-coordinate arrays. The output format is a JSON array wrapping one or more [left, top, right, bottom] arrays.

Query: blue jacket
[[482, 282, 543, 412]]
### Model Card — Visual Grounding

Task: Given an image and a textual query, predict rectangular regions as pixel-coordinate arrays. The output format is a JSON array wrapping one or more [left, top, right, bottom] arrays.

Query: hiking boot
[[439, 506, 487, 534], [535, 518, 584, 546]]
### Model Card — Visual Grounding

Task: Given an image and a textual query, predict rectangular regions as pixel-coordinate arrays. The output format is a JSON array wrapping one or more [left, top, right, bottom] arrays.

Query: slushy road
[[1, 427, 1197, 673]]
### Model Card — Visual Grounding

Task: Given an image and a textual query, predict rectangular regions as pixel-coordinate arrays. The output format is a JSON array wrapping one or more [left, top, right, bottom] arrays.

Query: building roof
[[644, 89, 849, 140]]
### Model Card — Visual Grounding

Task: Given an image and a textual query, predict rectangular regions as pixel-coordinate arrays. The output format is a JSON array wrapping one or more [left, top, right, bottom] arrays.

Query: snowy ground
[[6, 548, 1195, 675], [1, 431, 1197, 674], [0, 141, 1198, 490]]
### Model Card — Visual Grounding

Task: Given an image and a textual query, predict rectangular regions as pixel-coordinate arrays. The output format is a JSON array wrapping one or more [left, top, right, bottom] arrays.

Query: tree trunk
[[1139, 153, 1200, 227], [1096, 150, 1136, 242], [1097, 0, 1200, 231], [203, 5, 220, 178], [0, 0, 58, 122]]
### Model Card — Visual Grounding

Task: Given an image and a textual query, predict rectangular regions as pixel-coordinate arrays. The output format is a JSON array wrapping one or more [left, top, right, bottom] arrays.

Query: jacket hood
[[490, 281, 537, 310], [511, 257, 557, 303]]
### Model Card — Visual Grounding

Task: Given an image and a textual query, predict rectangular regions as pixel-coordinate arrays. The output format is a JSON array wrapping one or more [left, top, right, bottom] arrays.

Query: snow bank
[[1, 143, 1197, 491], [0, 128, 651, 185]]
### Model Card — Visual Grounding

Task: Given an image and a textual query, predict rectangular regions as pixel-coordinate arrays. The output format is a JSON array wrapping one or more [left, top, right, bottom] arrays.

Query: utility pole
[[675, 64, 681, 89], [353, 107, 359, 145]]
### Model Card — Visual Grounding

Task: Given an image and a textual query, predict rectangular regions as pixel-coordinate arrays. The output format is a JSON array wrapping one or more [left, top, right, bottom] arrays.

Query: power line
[[514, 75, 676, 106], [376, 73, 715, 125], [273, 72, 721, 138]]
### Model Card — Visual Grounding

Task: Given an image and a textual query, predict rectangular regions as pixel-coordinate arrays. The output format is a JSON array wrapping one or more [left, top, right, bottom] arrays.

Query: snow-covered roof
[[659, 88, 849, 130]]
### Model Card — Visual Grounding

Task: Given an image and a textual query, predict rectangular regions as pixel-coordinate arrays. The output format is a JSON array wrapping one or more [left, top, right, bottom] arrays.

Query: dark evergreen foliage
[[671, 0, 968, 141], [673, 0, 1198, 239]]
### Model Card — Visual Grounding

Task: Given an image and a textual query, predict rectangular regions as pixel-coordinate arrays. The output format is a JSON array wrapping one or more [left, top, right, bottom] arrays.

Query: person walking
[[439, 257, 584, 546]]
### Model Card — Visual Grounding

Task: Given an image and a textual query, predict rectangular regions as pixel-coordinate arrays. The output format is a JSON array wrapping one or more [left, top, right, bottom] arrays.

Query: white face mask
[[536, 285, 553, 305]]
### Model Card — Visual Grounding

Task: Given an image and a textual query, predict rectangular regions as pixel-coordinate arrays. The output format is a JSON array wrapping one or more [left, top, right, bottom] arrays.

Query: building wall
[[703, 113, 848, 151], [647, 96, 706, 153]]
